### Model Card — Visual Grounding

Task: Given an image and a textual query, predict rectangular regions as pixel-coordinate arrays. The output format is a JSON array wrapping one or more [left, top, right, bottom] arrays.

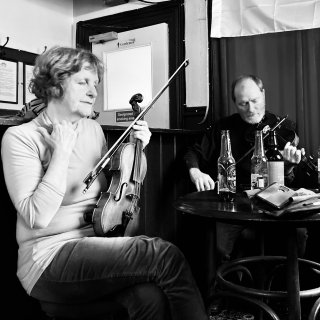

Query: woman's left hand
[[130, 120, 151, 149]]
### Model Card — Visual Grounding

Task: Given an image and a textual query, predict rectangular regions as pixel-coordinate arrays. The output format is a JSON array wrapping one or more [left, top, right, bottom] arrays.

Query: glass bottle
[[265, 130, 284, 185], [217, 130, 236, 202], [251, 130, 268, 189]]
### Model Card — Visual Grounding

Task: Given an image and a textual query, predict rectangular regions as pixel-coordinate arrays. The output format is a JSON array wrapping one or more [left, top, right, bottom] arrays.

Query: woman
[[1, 46, 208, 320]]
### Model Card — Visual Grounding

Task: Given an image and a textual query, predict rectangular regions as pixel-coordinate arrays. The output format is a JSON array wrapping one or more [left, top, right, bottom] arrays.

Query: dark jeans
[[31, 235, 208, 320]]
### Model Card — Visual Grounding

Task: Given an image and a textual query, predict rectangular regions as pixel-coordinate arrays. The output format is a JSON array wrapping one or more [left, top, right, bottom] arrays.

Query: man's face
[[58, 63, 99, 122], [234, 79, 266, 124]]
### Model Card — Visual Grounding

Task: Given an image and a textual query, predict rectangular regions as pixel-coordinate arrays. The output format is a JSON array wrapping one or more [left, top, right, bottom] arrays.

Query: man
[[184, 74, 307, 263], [1, 46, 208, 320]]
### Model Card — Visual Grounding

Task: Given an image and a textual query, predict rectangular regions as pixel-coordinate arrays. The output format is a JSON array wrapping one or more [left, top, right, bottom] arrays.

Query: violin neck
[[133, 140, 143, 182], [300, 153, 317, 176]]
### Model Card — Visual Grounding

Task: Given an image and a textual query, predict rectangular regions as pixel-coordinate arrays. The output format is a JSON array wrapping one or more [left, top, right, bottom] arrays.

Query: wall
[[73, 0, 151, 19], [0, 0, 73, 111], [0, 0, 73, 54], [0, 0, 208, 116]]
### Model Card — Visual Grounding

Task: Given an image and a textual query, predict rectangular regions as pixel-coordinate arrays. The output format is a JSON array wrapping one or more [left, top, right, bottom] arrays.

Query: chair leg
[[309, 296, 320, 320]]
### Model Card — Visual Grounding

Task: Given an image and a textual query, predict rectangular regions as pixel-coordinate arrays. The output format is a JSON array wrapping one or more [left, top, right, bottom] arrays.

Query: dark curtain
[[210, 28, 320, 157]]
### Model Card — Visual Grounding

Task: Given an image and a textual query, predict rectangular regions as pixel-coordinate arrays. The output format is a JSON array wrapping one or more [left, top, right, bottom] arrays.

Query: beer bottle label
[[251, 173, 268, 189], [251, 174, 263, 189], [226, 164, 236, 192], [218, 163, 236, 193], [268, 161, 284, 185]]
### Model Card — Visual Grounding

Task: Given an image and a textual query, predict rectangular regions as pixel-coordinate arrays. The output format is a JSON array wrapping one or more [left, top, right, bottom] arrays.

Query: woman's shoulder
[[1, 120, 44, 156], [3, 120, 38, 139], [81, 118, 103, 132]]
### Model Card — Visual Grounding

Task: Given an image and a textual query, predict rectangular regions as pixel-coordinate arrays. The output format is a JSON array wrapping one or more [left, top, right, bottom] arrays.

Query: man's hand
[[281, 142, 305, 164], [130, 120, 151, 149], [189, 168, 215, 191]]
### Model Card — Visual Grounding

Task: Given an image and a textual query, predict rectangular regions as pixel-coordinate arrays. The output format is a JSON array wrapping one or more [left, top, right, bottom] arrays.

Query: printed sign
[[116, 110, 135, 122]]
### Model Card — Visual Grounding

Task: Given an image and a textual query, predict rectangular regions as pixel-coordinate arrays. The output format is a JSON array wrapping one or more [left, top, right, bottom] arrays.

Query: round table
[[173, 190, 320, 320]]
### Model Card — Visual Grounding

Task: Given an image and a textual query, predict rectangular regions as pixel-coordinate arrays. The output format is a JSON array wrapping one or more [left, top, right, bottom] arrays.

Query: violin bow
[[83, 58, 189, 193], [235, 115, 288, 165]]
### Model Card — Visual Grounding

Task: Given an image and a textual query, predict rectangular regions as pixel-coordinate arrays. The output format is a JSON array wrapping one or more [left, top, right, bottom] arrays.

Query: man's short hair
[[231, 75, 264, 102]]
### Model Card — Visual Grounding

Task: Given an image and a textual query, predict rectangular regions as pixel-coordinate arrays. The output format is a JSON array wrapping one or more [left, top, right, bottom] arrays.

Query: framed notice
[[23, 63, 36, 104], [0, 59, 18, 104]]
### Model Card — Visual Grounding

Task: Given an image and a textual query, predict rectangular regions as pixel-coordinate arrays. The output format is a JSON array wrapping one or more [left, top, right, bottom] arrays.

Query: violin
[[268, 121, 318, 178], [240, 114, 317, 178], [83, 59, 189, 237], [84, 94, 147, 237]]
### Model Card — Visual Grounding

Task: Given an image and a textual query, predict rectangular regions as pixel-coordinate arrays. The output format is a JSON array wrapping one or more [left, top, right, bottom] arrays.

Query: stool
[[309, 296, 320, 320], [40, 298, 128, 320], [215, 256, 320, 320]]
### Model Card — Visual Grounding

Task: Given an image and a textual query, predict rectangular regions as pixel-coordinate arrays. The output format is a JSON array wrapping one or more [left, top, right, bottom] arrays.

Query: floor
[[207, 298, 315, 320]]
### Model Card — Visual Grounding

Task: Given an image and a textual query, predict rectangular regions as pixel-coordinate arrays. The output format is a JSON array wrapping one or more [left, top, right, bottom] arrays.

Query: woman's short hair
[[29, 46, 104, 102], [231, 75, 264, 102]]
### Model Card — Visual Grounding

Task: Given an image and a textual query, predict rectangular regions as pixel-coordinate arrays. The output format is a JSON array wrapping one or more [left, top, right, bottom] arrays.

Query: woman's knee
[[148, 237, 186, 265]]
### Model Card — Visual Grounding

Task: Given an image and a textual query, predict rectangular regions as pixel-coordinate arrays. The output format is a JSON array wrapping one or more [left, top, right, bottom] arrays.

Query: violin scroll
[[129, 93, 145, 124], [129, 93, 144, 116]]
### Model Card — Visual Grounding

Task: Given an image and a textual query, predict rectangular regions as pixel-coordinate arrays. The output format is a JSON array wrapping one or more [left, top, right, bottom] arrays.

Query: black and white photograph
[[0, 1, 319, 320]]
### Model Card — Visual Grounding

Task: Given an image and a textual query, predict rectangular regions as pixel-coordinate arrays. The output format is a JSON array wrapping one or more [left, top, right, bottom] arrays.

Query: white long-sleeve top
[[1, 111, 108, 294]]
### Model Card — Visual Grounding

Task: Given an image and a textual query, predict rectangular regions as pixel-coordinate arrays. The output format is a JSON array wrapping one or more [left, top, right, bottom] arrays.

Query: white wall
[[0, 0, 73, 54], [73, 0, 158, 20], [0, 0, 73, 111]]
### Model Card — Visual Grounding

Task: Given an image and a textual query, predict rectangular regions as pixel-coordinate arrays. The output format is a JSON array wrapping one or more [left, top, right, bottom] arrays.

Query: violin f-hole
[[114, 182, 128, 202]]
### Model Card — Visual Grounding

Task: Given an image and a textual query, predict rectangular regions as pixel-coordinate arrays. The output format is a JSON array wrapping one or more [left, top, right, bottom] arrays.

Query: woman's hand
[[130, 120, 151, 149], [38, 120, 78, 158], [189, 167, 216, 191]]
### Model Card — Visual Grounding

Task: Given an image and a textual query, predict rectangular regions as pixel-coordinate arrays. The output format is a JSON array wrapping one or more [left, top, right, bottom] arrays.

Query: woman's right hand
[[189, 167, 215, 191], [38, 120, 78, 158]]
